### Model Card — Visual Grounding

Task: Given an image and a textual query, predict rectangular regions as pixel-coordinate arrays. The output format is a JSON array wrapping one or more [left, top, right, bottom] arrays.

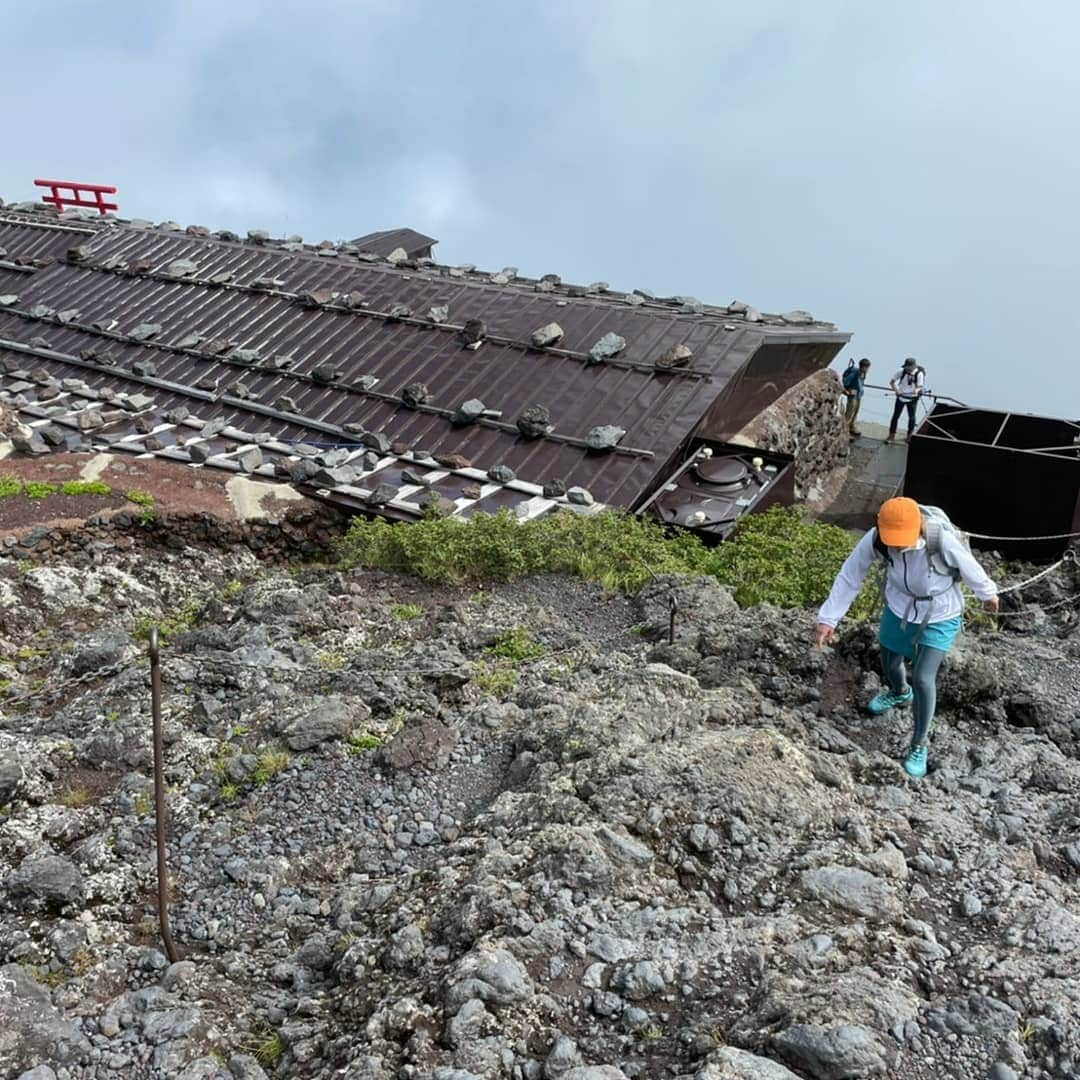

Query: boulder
[[281, 696, 372, 751]]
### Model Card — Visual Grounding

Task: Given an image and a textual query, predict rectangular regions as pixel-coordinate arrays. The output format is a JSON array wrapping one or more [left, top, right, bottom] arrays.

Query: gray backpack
[[919, 504, 969, 580]]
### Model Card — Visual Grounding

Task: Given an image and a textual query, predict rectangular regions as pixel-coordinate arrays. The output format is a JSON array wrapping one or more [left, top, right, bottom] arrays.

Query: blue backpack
[[842, 362, 862, 392]]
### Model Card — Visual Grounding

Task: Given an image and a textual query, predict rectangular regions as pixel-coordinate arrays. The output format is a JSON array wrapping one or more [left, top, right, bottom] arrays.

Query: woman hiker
[[814, 497, 999, 778]]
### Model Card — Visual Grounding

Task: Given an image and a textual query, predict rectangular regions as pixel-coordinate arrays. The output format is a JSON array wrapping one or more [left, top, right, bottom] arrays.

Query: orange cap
[[877, 497, 921, 547]]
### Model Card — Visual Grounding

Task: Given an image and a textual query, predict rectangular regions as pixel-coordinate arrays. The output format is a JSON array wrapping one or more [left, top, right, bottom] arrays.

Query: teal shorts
[[879, 606, 962, 660]]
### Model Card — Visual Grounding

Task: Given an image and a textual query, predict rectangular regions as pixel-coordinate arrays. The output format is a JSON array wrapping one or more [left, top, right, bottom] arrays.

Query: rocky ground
[[0, 538, 1078, 1080]]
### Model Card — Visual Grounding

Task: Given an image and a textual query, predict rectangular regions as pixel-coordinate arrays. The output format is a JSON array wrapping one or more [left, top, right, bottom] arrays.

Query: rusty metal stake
[[668, 593, 678, 645], [149, 627, 179, 964]]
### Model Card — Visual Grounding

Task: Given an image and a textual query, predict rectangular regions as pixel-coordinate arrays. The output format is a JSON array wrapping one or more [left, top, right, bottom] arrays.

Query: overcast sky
[[4, 0, 1076, 424]]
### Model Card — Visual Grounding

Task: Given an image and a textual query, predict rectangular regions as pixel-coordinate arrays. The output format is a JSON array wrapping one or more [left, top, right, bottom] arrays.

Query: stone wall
[[0, 504, 350, 566], [732, 368, 848, 500]]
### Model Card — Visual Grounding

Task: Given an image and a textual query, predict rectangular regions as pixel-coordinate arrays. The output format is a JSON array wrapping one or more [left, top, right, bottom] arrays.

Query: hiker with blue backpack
[[841, 358, 872, 437], [814, 497, 999, 778]]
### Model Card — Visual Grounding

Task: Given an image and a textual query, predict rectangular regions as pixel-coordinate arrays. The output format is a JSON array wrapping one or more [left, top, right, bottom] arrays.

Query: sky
[[3, 0, 1077, 425]]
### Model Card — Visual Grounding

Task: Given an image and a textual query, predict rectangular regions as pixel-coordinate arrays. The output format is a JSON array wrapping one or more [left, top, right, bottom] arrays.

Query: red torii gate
[[34, 178, 118, 215]]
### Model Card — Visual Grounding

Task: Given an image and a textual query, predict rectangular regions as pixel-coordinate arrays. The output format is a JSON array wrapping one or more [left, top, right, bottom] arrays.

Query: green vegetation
[[0, 476, 115, 500], [251, 747, 290, 786], [125, 489, 156, 525], [133, 602, 202, 645], [347, 732, 383, 754], [253, 1032, 284, 1069], [485, 626, 546, 662], [471, 659, 519, 698], [709, 508, 879, 618], [338, 506, 876, 614], [59, 479, 112, 496], [221, 579, 245, 600], [133, 791, 151, 817], [338, 508, 707, 593], [315, 650, 344, 671], [57, 787, 92, 808], [391, 602, 424, 620]]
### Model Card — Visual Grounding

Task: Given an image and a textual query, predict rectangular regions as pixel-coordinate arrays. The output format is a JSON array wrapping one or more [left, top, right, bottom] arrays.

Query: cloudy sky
[[4, 0, 1075, 424]]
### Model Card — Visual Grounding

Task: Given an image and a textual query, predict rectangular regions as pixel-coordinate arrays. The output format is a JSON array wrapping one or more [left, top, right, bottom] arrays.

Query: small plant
[[485, 627, 546, 662], [133, 791, 151, 817], [316, 650, 344, 671], [347, 732, 382, 754], [58, 787, 92, 808], [71, 948, 95, 975], [125, 489, 155, 507], [59, 479, 112, 496], [640, 1023, 664, 1040], [106, 710, 121, 722], [24, 481, 58, 500], [133, 602, 201, 645], [1017, 1019, 1037, 1042], [472, 659, 518, 697], [219, 782, 240, 803], [221, 579, 245, 600], [240, 1027, 285, 1069], [232, 724, 250, 737], [391, 603, 424, 620], [0, 475, 23, 497], [251, 747, 290, 786], [0, 679, 11, 695], [27, 965, 66, 988]]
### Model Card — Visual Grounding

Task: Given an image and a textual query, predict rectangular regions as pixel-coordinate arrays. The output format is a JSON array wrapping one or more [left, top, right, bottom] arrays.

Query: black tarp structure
[[904, 403, 1080, 561]]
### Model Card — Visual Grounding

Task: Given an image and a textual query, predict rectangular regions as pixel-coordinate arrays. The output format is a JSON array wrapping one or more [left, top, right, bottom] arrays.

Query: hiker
[[886, 358, 924, 443], [814, 497, 999, 778], [841, 358, 871, 437]]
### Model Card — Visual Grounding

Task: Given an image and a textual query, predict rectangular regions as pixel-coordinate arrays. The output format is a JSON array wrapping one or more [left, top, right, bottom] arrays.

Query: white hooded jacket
[[818, 529, 997, 629]]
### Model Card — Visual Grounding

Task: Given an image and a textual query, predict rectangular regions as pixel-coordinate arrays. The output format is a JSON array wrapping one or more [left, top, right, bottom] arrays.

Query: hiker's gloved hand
[[983, 596, 1000, 614], [815, 623, 836, 647]]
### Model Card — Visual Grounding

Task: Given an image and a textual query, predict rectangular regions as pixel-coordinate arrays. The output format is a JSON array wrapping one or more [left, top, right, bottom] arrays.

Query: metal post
[[149, 627, 179, 964], [668, 594, 678, 646]]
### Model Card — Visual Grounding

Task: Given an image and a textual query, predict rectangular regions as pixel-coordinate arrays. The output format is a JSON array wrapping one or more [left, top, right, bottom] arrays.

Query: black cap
[[902, 357, 918, 369]]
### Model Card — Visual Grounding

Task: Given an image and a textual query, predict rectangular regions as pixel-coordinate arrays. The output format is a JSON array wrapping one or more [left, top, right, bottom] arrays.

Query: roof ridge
[[0, 197, 836, 328]]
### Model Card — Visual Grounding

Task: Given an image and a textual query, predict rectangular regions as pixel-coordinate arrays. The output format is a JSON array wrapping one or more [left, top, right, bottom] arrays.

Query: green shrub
[[337, 509, 710, 592], [337, 506, 876, 616], [472, 659, 519, 697], [0, 475, 23, 498], [485, 627, 546, 662], [125, 489, 155, 507], [251, 747, 290, 786], [347, 732, 382, 754], [391, 603, 424, 620], [704, 507, 878, 618], [24, 481, 57, 500], [132, 602, 202, 644], [59, 480, 112, 496]]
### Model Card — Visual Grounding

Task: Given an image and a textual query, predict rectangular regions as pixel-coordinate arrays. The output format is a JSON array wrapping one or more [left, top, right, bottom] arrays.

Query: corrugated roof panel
[[0, 207, 849, 510]]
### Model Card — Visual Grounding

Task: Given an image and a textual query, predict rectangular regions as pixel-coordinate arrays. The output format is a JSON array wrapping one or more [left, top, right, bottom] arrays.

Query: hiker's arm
[[817, 531, 877, 628], [945, 534, 997, 601]]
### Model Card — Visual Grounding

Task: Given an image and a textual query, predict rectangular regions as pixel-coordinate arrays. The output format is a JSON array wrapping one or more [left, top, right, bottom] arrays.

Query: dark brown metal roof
[[350, 228, 437, 260], [0, 201, 849, 520]]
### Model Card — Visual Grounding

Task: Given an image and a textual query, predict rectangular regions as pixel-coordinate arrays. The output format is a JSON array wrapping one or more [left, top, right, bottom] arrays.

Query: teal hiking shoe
[[867, 687, 914, 715], [903, 744, 928, 778]]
